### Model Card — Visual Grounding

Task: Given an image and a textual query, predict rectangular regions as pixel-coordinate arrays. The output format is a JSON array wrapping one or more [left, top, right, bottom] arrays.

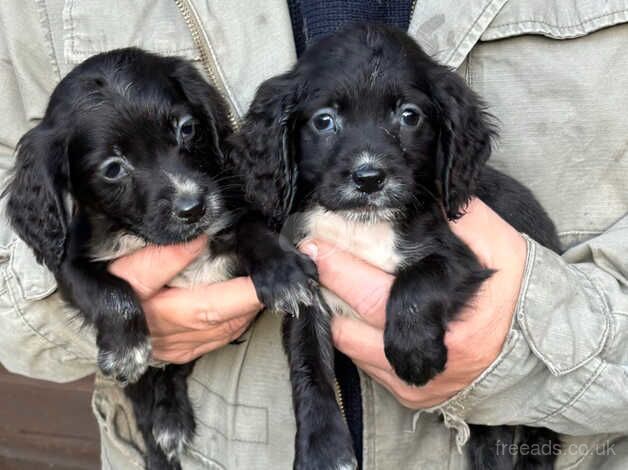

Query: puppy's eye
[[99, 157, 129, 182], [177, 115, 196, 143], [311, 109, 338, 133], [399, 105, 423, 128]]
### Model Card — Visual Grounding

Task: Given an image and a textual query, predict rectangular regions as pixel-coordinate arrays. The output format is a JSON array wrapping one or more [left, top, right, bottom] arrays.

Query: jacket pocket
[[62, 0, 199, 64], [7, 237, 57, 302], [482, 0, 628, 41]]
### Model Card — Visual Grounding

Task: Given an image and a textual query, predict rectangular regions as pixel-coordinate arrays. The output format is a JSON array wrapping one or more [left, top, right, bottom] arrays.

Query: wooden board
[[0, 365, 100, 469]]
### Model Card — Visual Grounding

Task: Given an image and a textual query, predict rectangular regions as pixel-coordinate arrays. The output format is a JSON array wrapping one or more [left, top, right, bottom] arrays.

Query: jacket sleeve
[[0, 2, 97, 382], [440, 214, 628, 435]]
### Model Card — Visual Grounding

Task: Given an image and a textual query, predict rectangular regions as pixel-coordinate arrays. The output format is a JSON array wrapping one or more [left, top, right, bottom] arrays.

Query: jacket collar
[[192, 0, 507, 118], [408, 0, 508, 69], [188, 0, 297, 119]]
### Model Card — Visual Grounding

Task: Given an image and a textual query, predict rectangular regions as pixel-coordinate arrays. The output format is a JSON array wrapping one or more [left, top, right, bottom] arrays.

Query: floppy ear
[[5, 125, 71, 271], [432, 69, 496, 219], [230, 72, 301, 227], [170, 60, 233, 156]]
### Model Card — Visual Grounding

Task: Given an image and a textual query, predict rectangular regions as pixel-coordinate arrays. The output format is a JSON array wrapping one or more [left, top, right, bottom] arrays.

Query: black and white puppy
[[4, 48, 316, 470], [232, 25, 561, 470]]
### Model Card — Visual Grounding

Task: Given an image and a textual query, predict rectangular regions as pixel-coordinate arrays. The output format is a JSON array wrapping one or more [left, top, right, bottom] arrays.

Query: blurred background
[[0, 365, 99, 469]]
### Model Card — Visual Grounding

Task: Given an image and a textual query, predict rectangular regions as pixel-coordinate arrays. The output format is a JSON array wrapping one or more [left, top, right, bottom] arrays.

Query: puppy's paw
[[97, 330, 151, 385], [384, 321, 447, 386], [152, 397, 195, 464], [252, 249, 319, 317], [152, 421, 192, 465], [294, 406, 356, 470]]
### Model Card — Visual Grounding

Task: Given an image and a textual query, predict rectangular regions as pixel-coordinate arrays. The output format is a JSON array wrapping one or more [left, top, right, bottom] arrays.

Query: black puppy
[[4, 48, 316, 469], [232, 25, 561, 469]]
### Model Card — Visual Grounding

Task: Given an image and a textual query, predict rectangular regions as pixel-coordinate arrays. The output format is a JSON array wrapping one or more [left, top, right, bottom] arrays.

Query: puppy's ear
[[5, 124, 71, 271], [432, 69, 496, 219], [230, 72, 301, 227], [170, 60, 232, 155]]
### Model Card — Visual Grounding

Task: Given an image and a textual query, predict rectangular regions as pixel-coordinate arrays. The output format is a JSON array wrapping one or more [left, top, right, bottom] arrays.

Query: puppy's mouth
[[317, 181, 406, 224], [144, 192, 233, 245]]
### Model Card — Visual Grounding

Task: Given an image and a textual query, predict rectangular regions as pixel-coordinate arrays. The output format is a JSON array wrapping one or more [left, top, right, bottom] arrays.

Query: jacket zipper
[[410, 0, 418, 22], [334, 377, 347, 421], [174, 0, 240, 130]]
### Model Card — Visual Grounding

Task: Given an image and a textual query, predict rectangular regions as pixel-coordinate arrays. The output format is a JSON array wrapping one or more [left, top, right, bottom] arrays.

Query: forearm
[[443, 215, 628, 435]]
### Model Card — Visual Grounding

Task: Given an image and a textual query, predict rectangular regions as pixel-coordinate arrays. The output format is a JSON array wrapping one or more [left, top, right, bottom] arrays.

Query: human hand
[[299, 198, 527, 408], [109, 235, 262, 363]]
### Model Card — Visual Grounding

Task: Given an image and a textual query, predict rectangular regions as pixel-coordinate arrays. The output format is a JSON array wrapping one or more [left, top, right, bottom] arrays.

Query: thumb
[[109, 235, 208, 299], [300, 238, 393, 329]]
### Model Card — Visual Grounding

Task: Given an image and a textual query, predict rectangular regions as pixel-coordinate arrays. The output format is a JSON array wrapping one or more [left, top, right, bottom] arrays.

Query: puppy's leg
[[514, 426, 560, 470], [283, 306, 357, 470], [384, 233, 491, 385], [126, 363, 196, 470], [467, 424, 515, 470], [151, 363, 197, 465], [236, 221, 355, 468], [59, 258, 151, 384], [236, 220, 319, 318], [126, 369, 176, 470]]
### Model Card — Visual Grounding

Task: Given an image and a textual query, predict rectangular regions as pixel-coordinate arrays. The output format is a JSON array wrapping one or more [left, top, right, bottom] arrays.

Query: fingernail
[[300, 242, 318, 260], [198, 310, 217, 325]]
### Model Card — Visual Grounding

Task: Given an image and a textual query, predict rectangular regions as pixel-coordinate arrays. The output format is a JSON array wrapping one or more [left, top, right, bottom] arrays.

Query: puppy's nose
[[352, 167, 386, 194], [174, 195, 205, 223]]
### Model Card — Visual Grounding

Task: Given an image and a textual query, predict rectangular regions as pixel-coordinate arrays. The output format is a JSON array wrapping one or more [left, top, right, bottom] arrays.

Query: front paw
[[252, 249, 319, 318], [294, 407, 357, 470], [384, 321, 447, 386], [97, 328, 151, 384]]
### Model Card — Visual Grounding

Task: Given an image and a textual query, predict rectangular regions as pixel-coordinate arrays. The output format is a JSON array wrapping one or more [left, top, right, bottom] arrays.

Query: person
[[1, 1, 626, 468]]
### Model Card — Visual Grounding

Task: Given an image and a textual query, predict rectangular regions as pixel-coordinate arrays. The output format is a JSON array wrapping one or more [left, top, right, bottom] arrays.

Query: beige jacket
[[1, 1, 627, 469]]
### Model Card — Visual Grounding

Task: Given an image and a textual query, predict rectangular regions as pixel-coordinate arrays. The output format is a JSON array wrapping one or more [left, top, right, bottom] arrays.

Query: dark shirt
[[286, 2, 415, 468], [288, 0, 414, 56]]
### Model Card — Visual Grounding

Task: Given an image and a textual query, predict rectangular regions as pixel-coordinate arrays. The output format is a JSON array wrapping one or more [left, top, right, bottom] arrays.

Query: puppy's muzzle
[[174, 194, 206, 223], [352, 166, 386, 194]]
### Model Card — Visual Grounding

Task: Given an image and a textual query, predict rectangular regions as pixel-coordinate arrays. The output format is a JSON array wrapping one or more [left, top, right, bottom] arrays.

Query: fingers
[[143, 276, 262, 335], [300, 239, 393, 329], [331, 316, 392, 370], [152, 321, 250, 364], [109, 235, 209, 299], [448, 198, 526, 269]]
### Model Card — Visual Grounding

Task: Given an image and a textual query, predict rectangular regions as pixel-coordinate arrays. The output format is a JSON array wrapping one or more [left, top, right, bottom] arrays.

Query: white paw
[[153, 425, 190, 462], [98, 340, 151, 384], [271, 281, 319, 317]]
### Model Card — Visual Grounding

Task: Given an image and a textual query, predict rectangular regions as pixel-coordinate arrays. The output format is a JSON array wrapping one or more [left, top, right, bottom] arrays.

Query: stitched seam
[[92, 391, 144, 468], [70, 46, 198, 56], [189, 377, 268, 444], [488, 9, 628, 32], [433, 326, 521, 417], [444, 0, 505, 65], [65, 0, 198, 59], [34, 0, 61, 80], [185, 447, 226, 470], [519, 249, 610, 375], [558, 230, 603, 236], [529, 359, 607, 425], [3, 267, 90, 361], [8, 239, 57, 300]]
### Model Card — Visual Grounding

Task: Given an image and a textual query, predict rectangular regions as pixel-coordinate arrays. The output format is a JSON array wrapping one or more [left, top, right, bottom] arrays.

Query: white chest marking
[[90, 233, 235, 289], [303, 207, 402, 273], [301, 207, 402, 317]]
